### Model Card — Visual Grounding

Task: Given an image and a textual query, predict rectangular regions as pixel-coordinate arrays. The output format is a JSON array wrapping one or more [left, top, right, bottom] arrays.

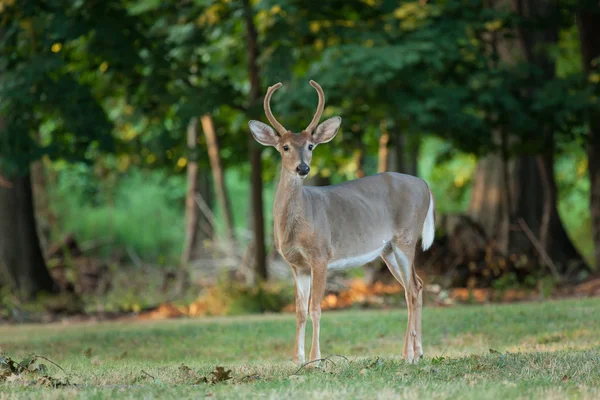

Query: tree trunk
[[0, 170, 57, 299], [182, 117, 201, 269], [201, 114, 235, 245], [243, 0, 268, 281], [182, 118, 216, 265], [388, 124, 418, 176], [0, 174, 11, 188], [576, 3, 600, 271], [197, 173, 214, 246], [304, 174, 330, 187], [468, 154, 507, 246], [377, 122, 390, 174], [353, 149, 365, 178], [470, 133, 584, 275], [30, 158, 53, 253], [390, 128, 404, 174], [468, 0, 586, 278], [404, 134, 419, 177], [181, 119, 216, 291]]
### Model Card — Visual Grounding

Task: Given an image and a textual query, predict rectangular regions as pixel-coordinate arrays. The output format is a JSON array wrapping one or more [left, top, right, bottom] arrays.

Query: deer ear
[[249, 120, 280, 147], [313, 116, 341, 144]]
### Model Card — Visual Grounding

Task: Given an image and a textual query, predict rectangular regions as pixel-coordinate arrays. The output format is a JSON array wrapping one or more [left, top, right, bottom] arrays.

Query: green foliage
[[490, 272, 522, 292], [50, 164, 186, 263], [261, 0, 597, 159], [46, 145, 590, 266], [0, 0, 598, 279], [419, 137, 477, 214], [1, 0, 596, 173], [1, 0, 597, 171], [556, 143, 594, 264], [47, 162, 280, 264], [0, 0, 154, 175], [217, 280, 295, 315], [213, 169, 276, 243]]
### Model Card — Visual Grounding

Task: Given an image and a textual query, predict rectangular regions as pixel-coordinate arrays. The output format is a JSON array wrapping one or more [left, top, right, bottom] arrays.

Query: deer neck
[[273, 169, 307, 250]]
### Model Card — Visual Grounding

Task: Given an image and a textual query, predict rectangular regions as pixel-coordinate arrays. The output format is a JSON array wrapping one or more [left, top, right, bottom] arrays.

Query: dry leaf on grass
[[177, 364, 208, 384], [0, 353, 70, 388], [367, 357, 383, 369], [240, 374, 262, 382], [210, 366, 233, 383], [177, 364, 232, 385]]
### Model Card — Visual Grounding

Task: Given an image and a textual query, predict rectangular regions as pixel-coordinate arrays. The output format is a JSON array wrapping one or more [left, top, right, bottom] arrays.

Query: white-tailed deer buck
[[248, 81, 435, 364]]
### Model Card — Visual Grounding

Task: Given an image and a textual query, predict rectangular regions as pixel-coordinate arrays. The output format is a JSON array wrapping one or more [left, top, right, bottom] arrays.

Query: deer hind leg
[[413, 270, 424, 359], [380, 241, 418, 363], [292, 266, 311, 365]]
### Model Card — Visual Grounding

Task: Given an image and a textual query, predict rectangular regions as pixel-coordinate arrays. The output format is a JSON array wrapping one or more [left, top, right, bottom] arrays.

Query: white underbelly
[[327, 245, 386, 270]]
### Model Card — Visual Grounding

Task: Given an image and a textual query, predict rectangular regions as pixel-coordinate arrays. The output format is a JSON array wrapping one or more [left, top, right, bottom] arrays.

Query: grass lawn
[[1, 297, 600, 399]]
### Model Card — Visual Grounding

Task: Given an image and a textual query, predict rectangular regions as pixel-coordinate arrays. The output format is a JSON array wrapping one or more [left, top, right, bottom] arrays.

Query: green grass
[[1, 297, 600, 399]]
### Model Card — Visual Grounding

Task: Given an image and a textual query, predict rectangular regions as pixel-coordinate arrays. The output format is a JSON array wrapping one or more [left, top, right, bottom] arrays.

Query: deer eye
[[308, 144, 314, 151], [283, 145, 289, 152]]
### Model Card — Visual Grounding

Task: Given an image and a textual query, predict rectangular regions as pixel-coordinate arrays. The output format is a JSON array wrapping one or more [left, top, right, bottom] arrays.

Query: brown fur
[[249, 81, 434, 364]]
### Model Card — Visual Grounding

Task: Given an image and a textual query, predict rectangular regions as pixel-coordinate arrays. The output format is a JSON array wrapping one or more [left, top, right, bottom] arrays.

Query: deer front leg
[[292, 266, 311, 365], [309, 265, 327, 363]]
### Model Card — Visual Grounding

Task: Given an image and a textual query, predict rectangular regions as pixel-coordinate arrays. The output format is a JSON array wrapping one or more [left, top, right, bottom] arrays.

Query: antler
[[264, 82, 287, 135], [305, 80, 325, 133]]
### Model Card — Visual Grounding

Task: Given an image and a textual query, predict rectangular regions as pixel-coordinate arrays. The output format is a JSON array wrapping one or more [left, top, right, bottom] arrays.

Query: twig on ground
[[329, 354, 349, 362], [292, 359, 331, 375], [440, 347, 448, 358], [141, 370, 156, 380], [34, 355, 68, 376], [240, 374, 261, 382], [292, 354, 349, 375]]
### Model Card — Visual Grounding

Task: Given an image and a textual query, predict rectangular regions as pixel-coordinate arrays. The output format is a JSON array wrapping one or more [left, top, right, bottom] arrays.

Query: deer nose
[[296, 163, 310, 176]]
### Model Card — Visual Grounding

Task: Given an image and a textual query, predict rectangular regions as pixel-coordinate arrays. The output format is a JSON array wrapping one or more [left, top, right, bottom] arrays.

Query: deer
[[248, 80, 435, 365]]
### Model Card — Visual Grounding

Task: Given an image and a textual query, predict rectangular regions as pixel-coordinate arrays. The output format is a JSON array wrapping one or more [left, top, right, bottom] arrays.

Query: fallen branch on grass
[[33, 355, 68, 377], [291, 354, 350, 375], [141, 370, 155, 380]]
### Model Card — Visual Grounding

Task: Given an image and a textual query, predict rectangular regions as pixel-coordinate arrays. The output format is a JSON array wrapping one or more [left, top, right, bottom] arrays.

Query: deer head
[[248, 80, 342, 179]]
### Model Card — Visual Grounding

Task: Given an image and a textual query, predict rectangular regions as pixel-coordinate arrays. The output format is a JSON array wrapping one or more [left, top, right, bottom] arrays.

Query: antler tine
[[305, 80, 325, 133], [264, 82, 287, 135]]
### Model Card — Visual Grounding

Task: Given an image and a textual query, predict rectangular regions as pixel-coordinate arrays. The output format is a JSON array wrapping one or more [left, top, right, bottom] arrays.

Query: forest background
[[1, 0, 600, 320]]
